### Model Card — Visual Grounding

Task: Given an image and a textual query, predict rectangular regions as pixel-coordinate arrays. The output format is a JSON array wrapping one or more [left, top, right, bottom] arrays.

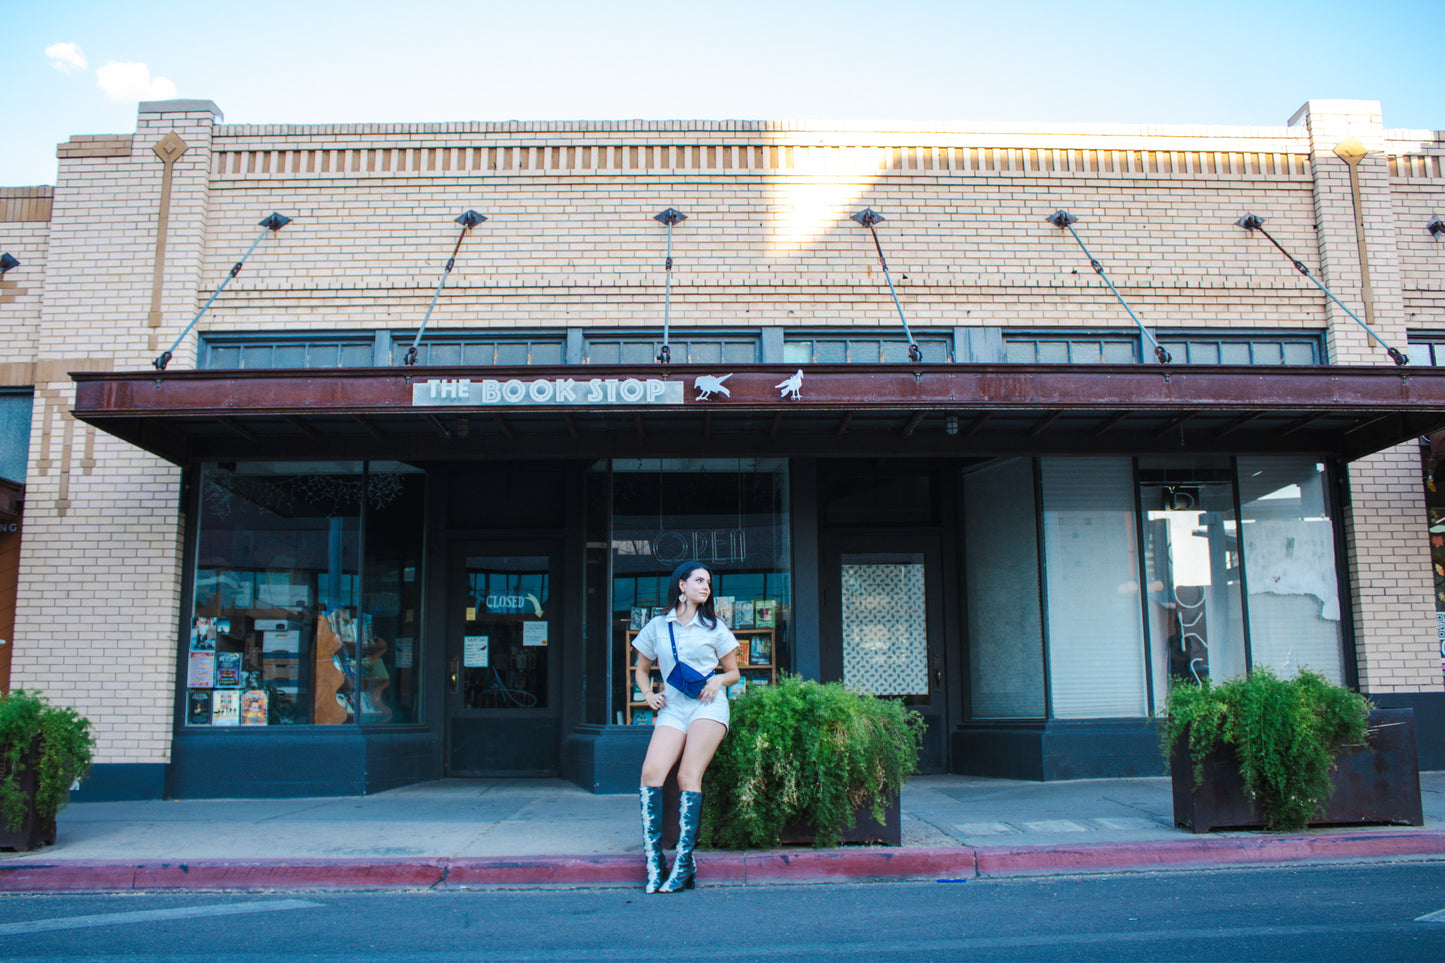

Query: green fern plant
[[0, 690, 96, 834], [1160, 668, 1369, 832], [700, 674, 924, 849]]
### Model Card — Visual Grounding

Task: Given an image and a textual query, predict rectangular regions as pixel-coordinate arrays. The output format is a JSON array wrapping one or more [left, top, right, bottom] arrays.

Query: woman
[[632, 560, 741, 893]]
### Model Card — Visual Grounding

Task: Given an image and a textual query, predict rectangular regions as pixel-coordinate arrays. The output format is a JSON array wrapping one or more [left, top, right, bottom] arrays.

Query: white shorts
[[654, 684, 730, 733]]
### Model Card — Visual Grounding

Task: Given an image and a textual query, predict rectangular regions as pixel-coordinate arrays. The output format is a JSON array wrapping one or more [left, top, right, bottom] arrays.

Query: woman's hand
[[698, 679, 724, 704], [645, 689, 666, 711]]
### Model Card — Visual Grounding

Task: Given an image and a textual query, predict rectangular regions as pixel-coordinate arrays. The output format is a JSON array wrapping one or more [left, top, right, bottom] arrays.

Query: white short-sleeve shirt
[[632, 609, 738, 689]]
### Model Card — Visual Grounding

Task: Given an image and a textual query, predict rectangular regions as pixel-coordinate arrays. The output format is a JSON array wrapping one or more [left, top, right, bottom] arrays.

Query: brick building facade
[[1, 98, 1442, 798]]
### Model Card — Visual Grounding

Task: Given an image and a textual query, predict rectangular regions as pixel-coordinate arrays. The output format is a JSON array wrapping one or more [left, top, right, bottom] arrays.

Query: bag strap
[[668, 620, 680, 664]]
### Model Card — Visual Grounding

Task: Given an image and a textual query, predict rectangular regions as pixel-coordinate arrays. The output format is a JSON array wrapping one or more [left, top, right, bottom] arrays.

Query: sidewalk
[[1, 773, 1442, 892]]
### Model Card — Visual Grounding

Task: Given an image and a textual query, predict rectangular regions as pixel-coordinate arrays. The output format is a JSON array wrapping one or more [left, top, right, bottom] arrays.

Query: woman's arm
[[635, 654, 665, 711], [698, 650, 740, 704]]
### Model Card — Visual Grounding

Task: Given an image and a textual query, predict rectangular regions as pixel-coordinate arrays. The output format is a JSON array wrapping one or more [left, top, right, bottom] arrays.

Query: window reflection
[[1139, 462, 1246, 702], [188, 462, 424, 727]]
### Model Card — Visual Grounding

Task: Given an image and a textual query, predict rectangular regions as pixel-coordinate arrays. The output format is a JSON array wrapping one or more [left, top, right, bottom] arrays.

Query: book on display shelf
[[750, 635, 772, 665], [754, 600, 776, 628], [734, 600, 755, 628]]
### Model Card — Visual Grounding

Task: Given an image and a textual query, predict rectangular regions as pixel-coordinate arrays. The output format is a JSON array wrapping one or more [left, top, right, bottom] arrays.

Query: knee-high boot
[[639, 786, 668, 894], [658, 789, 702, 893]]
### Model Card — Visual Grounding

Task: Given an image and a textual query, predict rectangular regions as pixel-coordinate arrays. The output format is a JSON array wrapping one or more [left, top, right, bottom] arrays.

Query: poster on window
[[464, 635, 489, 668], [216, 652, 243, 687], [523, 622, 549, 647], [212, 689, 240, 726], [187, 651, 216, 688]]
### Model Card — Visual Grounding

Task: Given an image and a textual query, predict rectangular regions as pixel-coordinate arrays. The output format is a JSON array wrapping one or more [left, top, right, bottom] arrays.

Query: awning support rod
[[403, 210, 487, 367], [653, 208, 687, 363], [852, 209, 922, 363], [1047, 210, 1171, 364], [154, 212, 291, 370], [1235, 213, 1407, 366]]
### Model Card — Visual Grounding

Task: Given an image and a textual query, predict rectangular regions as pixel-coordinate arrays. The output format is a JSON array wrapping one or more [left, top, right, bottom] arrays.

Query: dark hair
[[670, 560, 718, 629]]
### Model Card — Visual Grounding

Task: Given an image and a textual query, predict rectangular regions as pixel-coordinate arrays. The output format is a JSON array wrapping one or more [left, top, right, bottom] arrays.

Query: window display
[[604, 458, 790, 725], [187, 462, 424, 726]]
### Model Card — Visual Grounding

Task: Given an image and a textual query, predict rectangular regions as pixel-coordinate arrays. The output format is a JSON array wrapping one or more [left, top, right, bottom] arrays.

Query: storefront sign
[[413, 377, 683, 407]]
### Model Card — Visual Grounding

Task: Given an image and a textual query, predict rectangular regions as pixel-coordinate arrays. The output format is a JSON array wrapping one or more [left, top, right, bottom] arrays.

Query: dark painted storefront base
[[952, 719, 1167, 781], [562, 725, 655, 794], [167, 728, 439, 799], [69, 764, 168, 804]]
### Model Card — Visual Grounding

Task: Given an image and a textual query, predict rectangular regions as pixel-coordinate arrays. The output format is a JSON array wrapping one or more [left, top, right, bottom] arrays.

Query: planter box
[[780, 792, 901, 847], [1172, 707, 1425, 833], [0, 740, 58, 852]]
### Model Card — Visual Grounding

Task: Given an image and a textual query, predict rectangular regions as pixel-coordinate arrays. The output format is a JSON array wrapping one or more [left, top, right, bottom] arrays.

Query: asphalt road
[[0, 861, 1443, 962]]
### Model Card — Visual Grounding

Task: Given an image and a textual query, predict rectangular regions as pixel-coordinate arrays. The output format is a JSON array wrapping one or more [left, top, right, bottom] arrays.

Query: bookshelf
[[623, 627, 776, 724]]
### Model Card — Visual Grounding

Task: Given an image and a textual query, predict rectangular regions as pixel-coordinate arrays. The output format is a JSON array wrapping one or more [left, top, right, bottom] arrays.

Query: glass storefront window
[[188, 462, 425, 727], [1237, 457, 1345, 683], [360, 463, 426, 724], [1040, 457, 1148, 718], [963, 458, 1045, 719], [606, 458, 790, 725], [1139, 458, 1247, 698]]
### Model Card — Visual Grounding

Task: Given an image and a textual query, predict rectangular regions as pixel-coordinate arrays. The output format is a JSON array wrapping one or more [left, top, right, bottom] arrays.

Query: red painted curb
[[0, 863, 139, 892], [974, 831, 1445, 878], [1, 832, 1441, 892], [131, 860, 447, 890], [441, 855, 639, 888], [739, 849, 977, 882]]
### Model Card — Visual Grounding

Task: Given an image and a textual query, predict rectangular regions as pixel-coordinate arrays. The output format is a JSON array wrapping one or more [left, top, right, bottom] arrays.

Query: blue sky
[[3, 0, 1443, 186]]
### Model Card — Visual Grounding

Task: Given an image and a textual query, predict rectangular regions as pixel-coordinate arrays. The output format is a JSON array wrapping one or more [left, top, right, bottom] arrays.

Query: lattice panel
[[841, 561, 928, 696]]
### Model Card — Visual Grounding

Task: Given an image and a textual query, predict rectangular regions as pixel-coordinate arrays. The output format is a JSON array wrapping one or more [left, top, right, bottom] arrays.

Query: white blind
[[1041, 458, 1148, 718]]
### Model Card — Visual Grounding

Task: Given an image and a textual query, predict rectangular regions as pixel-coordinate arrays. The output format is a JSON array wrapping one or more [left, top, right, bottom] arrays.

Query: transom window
[[583, 337, 758, 364], [202, 338, 375, 370], [783, 336, 953, 363], [393, 337, 565, 367]]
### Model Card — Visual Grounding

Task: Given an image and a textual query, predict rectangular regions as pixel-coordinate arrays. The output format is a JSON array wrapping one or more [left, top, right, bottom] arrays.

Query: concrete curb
[[2, 831, 1443, 892]]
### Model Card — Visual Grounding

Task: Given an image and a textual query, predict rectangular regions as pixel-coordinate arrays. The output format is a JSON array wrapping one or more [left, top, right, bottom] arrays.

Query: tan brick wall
[[188, 119, 1324, 340], [0, 219, 48, 368], [10, 102, 220, 763], [1344, 445, 1441, 691], [1291, 101, 1443, 693]]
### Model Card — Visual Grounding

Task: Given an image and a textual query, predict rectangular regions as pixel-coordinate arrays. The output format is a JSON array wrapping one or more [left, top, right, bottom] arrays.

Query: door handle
[[934, 668, 942, 688], [449, 656, 459, 694]]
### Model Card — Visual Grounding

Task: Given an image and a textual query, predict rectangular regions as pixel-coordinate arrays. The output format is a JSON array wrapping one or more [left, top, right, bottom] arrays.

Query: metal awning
[[70, 363, 1445, 465]]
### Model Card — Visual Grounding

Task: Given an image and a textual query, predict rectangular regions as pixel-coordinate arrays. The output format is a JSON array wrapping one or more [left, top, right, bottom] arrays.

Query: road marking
[[0, 899, 320, 937], [1416, 908, 1445, 924]]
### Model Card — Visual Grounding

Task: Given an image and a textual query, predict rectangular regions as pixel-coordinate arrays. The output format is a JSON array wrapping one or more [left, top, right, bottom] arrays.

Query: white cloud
[[45, 42, 87, 74], [96, 61, 178, 103]]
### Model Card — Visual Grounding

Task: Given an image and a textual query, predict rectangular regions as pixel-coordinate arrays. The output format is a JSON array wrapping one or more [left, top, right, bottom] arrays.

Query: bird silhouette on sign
[[693, 374, 732, 400], [775, 369, 804, 400]]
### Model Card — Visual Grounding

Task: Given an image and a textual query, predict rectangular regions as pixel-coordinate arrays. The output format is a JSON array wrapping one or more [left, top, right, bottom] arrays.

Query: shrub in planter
[[0, 690, 96, 847], [700, 674, 924, 849], [1159, 668, 1369, 832]]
